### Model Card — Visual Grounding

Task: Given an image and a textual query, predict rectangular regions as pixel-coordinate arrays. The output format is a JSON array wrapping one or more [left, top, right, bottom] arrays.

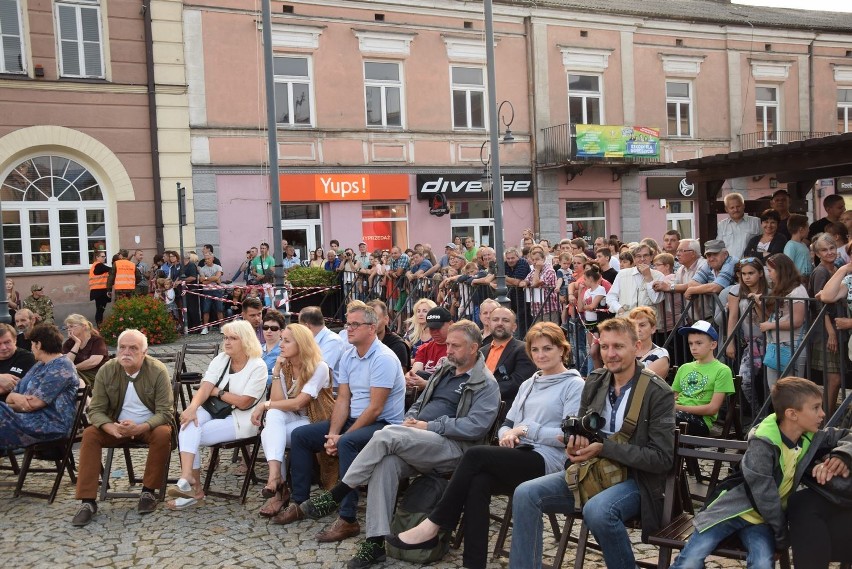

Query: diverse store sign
[[279, 174, 409, 202], [575, 125, 660, 159], [415, 174, 532, 199]]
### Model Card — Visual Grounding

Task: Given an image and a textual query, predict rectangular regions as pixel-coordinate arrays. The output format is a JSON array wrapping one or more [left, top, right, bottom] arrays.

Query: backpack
[[386, 474, 451, 564]]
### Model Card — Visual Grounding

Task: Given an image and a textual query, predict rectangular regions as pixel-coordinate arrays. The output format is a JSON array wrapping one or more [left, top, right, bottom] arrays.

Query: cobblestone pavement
[[1, 331, 746, 569]]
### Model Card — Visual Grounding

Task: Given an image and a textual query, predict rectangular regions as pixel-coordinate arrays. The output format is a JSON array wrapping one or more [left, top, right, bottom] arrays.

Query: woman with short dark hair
[[743, 208, 787, 261], [0, 324, 80, 449]]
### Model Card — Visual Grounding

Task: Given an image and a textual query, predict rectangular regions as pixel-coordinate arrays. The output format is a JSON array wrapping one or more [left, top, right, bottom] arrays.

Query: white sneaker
[[201, 327, 209, 335]]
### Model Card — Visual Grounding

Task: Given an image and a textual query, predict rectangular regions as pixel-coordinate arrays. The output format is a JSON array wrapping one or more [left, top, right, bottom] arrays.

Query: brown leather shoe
[[315, 517, 360, 543], [271, 503, 305, 525]]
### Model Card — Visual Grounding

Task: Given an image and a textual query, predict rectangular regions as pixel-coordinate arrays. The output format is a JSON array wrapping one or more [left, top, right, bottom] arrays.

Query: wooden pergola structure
[[655, 132, 852, 243]]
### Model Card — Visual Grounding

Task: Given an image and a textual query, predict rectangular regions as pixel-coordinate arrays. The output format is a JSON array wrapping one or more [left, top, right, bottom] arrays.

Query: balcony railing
[[738, 130, 834, 150], [539, 123, 662, 167]]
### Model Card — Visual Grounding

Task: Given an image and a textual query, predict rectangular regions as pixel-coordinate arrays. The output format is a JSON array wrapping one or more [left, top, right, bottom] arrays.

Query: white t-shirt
[[203, 353, 268, 439], [583, 284, 606, 321], [279, 361, 331, 418], [117, 372, 154, 424]]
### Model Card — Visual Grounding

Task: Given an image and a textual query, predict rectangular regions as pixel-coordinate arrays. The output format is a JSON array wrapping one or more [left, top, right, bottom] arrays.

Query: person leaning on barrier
[[300, 319, 500, 568], [683, 239, 737, 321], [71, 329, 175, 526], [508, 317, 676, 569]]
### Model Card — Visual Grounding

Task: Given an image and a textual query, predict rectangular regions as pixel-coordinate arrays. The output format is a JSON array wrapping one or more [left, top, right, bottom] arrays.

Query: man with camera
[[509, 317, 676, 569]]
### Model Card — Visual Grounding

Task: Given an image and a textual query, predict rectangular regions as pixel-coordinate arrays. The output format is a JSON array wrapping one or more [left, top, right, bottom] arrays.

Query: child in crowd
[[673, 320, 735, 435], [155, 277, 181, 332], [556, 252, 574, 309], [783, 213, 813, 279], [670, 377, 847, 569], [436, 266, 459, 316], [619, 251, 634, 269]]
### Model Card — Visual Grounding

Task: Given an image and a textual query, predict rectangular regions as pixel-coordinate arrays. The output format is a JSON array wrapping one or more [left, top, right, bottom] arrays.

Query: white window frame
[[361, 203, 408, 249], [364, 60, 404, 129], [273, 55, 315, 127], [1, 153, 111, 273], [567, 73, 604, 127], [666, 200, 695, 239], [0, 0, 26, 74], [838, 88, 852, 134], [55, 0, 104, 79], [450, 65, 486, 130], [565, 200, 607, 243], [666, 80, 693, 138], [756, 85, 780, 146]]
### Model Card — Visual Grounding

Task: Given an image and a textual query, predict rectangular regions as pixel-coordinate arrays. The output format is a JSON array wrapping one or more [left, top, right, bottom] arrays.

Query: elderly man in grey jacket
[[299, 319, 501, 568]]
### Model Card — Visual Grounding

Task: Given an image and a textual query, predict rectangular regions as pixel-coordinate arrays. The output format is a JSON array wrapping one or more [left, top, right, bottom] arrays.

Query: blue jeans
[[288, 418, 388, 519], [509, 472, 641, 569], [670, 517, 774, 569]]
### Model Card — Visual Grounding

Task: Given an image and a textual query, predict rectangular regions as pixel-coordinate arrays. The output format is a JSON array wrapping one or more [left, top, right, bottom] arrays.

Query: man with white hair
[[71, 329, 175, 526], [715, 192, 759, 260]]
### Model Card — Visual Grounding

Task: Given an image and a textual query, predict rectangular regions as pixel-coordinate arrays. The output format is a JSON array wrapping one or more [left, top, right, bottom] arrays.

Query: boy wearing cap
[[673, 320, 735, 435]]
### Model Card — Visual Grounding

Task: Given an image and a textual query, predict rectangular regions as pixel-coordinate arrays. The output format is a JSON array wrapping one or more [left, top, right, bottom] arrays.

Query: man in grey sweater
[[299, 319, 501, 568]]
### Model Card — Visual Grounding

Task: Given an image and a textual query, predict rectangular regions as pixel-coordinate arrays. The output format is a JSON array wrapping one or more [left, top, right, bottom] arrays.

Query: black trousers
[[788, 487, 852, 569], [429, 445, 545, 569]]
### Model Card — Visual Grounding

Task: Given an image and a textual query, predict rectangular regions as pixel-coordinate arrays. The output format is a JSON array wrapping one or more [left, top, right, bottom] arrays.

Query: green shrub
[[287, 266, 338, 288], [99, 295, 178, 346]]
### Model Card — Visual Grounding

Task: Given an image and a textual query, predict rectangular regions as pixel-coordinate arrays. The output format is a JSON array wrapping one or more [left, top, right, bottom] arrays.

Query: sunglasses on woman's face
[[262, 325, 280, 332]]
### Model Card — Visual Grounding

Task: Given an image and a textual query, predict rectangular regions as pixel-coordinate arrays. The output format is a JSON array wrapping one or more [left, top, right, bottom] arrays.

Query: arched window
[[1, 155, 109, 272]]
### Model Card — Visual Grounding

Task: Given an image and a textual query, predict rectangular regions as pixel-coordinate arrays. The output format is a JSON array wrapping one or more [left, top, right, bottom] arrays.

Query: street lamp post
[[0, 200, 10, 324], [483, 0, 511, 307]]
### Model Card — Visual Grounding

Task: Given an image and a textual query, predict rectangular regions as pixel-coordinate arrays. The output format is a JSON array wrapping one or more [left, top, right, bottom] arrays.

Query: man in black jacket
[[368, 300, 410, 372], [480, 307, 535, 407]]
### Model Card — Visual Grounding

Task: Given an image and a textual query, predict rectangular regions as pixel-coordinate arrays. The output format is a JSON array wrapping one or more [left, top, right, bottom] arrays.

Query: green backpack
[[386, 474, 451, 564]]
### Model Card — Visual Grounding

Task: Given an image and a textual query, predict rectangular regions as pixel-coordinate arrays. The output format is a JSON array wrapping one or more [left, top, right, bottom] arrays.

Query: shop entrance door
[[281, 223, 320, 261], [451, 222, 493, 249]]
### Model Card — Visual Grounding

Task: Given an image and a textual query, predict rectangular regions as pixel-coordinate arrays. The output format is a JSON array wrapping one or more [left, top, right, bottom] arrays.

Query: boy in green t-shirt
[[673, 320, 735, 435]]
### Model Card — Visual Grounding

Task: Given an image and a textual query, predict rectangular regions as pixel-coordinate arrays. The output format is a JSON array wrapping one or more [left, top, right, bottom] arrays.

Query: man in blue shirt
[[685, 239, 737, 320], [299, 306, 347, 385], [275, 306, 406, 541]]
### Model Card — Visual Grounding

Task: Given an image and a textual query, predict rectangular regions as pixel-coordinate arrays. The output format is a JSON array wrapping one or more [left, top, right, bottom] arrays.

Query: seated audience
[[62, 314, 108, 386]]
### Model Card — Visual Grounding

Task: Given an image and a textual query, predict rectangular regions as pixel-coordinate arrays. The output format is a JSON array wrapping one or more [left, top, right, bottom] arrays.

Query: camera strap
[[609, 370, 651, 444]]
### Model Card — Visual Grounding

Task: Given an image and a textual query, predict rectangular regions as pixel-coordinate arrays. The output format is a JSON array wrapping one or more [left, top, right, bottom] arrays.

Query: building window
[[666, 81, 692, 137], [839, 88, 852, 133], [0, 0, 25, 73], [2, 155, 109, 272], [451, 66, 485, 129], [362, 204, 407, 251], [568, 74, 602, 126], [55, 0, 104, 78], [450, 201, 492, 248], [273, 56, 313, 127], [364, 61, 402, 128], [666, 200, 695, 239], [565, 201, 606, 244], [755, 86, 779, 146]]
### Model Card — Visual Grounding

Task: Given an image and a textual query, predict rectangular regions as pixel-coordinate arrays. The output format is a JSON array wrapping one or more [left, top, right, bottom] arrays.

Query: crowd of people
[[2, 189, 852, 568]]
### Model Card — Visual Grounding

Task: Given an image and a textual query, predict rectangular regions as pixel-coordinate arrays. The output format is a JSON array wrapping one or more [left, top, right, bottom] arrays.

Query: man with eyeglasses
[[89, 250, 111, 327], [299, 319, 499, 568], [277, 306, 406, 545], [605, 243, 664, 317], [684, 239, 737, 321]]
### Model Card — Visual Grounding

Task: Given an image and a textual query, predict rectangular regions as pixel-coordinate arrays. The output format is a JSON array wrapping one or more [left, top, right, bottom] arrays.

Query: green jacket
[[88, 356, 175, 432]]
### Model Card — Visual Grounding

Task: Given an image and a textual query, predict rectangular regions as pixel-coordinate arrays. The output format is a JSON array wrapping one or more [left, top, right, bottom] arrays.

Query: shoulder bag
[[201, 358, 234, 420], [307, 368, 336, 423], [565, 370, 651, 507]]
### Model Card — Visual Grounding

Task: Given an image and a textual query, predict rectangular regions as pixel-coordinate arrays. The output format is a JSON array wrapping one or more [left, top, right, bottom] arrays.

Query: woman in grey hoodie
[[387, 322, 585, 569]]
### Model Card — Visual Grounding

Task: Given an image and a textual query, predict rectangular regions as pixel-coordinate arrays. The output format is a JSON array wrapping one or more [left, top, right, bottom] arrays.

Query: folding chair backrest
[[154, 350, 185, 385], [180, 341, 220, 372], [676, 433, 748, 505]]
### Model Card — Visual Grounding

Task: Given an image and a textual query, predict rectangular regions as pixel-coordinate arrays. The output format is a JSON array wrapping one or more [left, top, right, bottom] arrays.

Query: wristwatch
[[264, 401, 271, 411], [519, 425, 529, 437]]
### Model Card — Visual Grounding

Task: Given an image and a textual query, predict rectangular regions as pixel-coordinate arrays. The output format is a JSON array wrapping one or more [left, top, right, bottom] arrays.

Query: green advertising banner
[[575, 125, 660, 158]]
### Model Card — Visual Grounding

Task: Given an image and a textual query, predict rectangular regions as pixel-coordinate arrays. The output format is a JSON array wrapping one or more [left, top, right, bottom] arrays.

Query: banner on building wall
[[361, 220, 394, 251], [575, 125, 660, 159], [415, 174, 533, 199], [280, 174, 409, 202]]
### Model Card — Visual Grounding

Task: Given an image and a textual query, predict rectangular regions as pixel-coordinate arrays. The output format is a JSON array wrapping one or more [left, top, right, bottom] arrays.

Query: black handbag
[[201, 358, 234, 420]]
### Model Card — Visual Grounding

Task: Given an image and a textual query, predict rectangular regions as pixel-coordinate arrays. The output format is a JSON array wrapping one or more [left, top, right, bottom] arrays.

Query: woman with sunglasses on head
[[261, 311, 286, 386], [725, 257, 769, 413], [743, 209, 787, 262], [807, 234, 844, 416], [252, 323, 331, 517], [759, 253, 807, 390]]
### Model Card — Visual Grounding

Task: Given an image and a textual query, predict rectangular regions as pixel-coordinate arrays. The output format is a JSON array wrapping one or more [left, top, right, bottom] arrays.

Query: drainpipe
[[142, 0, 165, 251], [524, 15, 540, 236]]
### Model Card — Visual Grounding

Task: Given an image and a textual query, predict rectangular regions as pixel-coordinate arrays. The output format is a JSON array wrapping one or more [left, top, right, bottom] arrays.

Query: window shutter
[[79, 6, 102, 77], [0, 0, 24, 73], [57, 4, 80, 76]]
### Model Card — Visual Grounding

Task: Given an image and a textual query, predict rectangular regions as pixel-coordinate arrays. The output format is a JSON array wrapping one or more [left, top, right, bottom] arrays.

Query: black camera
[[561, 411, 605, 444]]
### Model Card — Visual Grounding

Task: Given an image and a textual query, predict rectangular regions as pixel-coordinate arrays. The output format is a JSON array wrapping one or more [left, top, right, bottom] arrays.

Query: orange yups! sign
[[280, 174, 409, 202]]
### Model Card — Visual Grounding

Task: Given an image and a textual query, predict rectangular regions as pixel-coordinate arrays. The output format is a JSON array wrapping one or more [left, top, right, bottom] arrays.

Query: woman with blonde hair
[[62, 314, 108, 385], [628, 306, 670, 378], [403, 298, 437, 358], [252, 323, 331, 517], [168, 320, 267, 510]]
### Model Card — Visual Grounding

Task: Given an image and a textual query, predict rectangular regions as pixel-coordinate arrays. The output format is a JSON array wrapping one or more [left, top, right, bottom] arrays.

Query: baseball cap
[[703, 239, 726, 255], [31, 284, 43, 292], [678, 320, 718, 341], [358, 241, 367, 246], [445, 243, 457, 250], [425, 306, 453, 328]]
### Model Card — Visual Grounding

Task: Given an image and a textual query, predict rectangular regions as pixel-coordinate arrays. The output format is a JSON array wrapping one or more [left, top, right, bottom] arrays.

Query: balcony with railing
[[738, 130, 834, 150], [539, 123, 663, 168]]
